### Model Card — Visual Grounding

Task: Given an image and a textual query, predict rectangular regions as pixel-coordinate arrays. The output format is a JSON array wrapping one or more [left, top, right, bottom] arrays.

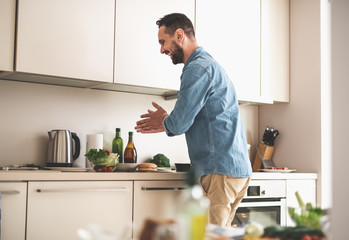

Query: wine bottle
[[124, 131, 137, 163], [112, 128, 123, 163]]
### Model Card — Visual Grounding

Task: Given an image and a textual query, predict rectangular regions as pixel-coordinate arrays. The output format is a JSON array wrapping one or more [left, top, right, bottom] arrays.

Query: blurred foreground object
[[77, 223, 129, 240], [288, 191, 325, 230], [176, 168, 210, 240], [138, 218, 177, 240]]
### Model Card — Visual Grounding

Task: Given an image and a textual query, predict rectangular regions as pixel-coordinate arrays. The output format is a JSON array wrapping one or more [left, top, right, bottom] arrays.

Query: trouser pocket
[[200, 174, 211, 196]]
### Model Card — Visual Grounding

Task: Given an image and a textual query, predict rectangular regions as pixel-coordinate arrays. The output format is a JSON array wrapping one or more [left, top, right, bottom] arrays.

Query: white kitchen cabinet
[[286, 179, 316, 226], [26, 181, 133, 240], [196, 0, 289, 103], [261, 0, 290, 102], [0, 182, 27, 240], [0, 0, 16, 72], [16, 0, 115, 82], [133, 180, 186, 237], [196, 0, 261, 102], [114, 0, 195, 90]]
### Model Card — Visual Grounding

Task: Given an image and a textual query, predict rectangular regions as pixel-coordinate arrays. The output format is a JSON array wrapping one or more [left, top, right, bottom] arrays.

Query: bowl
[[88, 152, 119, 172], [175, 163, 191, 172], [91, 164, 116, 172], [115, 163, 139, 172]]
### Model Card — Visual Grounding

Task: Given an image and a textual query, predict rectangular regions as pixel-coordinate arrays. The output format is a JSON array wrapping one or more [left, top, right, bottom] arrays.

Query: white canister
[[86, 134, 103, 168]]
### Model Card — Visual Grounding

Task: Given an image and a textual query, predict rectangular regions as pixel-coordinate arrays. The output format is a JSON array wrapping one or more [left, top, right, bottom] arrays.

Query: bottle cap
[[129, 131, 133, 135], [115, 128, 121, 132]]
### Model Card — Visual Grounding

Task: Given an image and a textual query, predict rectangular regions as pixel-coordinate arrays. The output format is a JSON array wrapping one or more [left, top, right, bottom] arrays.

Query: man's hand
[[135, 102, 168, 133]]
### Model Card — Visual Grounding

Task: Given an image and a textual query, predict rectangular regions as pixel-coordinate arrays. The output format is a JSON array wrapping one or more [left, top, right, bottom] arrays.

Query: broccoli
[[151, 153, 170, 167]]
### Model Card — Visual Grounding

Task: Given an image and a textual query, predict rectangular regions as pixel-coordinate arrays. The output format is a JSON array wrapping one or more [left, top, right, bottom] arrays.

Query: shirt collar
[[184, 47, 203, 67]]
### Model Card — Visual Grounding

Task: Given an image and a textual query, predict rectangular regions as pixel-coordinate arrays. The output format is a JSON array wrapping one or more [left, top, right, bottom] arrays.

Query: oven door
[[232, 198, 286, 227]]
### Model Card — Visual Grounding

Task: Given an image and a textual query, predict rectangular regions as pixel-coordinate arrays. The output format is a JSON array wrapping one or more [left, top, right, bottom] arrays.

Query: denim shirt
[[163, 47, 252, 178]]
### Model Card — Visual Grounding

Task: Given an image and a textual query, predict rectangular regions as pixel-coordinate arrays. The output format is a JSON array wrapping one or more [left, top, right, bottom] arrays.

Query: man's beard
[[170, 41, 184, 64]]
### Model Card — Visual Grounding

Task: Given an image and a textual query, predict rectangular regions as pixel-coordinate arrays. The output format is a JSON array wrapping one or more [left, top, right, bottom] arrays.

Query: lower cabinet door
[[133, 180, 186, 238], [26, 181, 133, 240], [0, 182, 27, 240], [286, 179, 316, 226]]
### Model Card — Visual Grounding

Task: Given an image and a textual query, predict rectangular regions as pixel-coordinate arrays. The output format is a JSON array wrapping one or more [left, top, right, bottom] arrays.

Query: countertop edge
[[0, 170, 318, 181], [0, 171, 188, 181], [251, 172, 318, 180]]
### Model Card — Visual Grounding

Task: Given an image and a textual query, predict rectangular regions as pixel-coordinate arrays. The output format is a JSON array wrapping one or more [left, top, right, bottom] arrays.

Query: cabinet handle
[[36, 188, 130, 193], [141, 187, 185, 191], [0, 190, 20, 195]]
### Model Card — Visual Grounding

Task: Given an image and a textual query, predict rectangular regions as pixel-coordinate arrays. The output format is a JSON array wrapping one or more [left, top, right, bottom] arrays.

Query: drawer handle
[[36, 188, 130, 193], [141, 187, 185, 191], [0, 190, 20, 195]]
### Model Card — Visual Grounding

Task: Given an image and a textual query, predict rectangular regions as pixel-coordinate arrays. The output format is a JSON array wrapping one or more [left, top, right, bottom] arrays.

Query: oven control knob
[[261, 190, 266, 195]]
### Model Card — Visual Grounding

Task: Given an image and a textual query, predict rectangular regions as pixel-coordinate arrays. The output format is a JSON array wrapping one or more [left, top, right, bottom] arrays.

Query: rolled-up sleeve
[[163, 63, 213, 136]]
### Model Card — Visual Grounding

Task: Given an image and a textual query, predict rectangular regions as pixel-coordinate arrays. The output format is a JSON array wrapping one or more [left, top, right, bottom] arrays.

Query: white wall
[[320, 0, 332, 210], [331, 0, 349, 239], [0, 80, 258, 168]]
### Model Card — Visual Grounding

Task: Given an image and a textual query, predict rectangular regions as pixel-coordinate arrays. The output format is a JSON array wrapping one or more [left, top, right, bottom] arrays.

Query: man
[[135, 13, 252, 227]]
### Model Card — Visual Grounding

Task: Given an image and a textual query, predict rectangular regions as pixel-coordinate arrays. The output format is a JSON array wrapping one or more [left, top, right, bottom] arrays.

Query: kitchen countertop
[[0, 170, 317, 181]]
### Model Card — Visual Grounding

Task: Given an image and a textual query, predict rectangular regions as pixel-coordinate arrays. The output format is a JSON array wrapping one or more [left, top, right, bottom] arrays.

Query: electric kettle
[[47, 130, 80, 167]]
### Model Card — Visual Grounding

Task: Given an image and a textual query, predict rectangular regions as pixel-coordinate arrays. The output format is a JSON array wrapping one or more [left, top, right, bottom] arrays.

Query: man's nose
[[160, 46, 165, 54]]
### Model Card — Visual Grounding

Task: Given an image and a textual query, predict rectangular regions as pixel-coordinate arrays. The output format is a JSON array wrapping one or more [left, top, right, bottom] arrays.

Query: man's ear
[[175, 28, 185, 43]]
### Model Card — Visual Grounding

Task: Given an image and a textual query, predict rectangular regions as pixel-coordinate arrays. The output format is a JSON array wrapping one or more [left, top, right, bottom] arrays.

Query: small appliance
[[47, 130, 80, 167]]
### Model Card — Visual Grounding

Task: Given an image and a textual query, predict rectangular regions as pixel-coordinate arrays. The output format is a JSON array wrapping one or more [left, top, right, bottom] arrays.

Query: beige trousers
[[200, 174, 251, 227]]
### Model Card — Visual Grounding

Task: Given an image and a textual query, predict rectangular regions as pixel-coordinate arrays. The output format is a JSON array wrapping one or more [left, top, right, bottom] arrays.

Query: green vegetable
[[85, 149, 107, 161], [151, 153, 170, 167], [295, 191, 305, 207], [85, 149, 118, 166], [263, 225, 324, 239], [288, 191, 324, 230]]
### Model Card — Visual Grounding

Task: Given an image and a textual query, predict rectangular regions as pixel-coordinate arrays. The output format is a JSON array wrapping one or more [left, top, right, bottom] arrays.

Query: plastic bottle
[[124, 131, 137, 163], [112, 128, 123, 163], [176, 168, 210, 240]]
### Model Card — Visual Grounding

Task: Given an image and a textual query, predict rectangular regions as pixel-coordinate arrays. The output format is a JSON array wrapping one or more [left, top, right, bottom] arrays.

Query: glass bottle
[[124, 131, 137, 163], [112, 128, 123, 163], [176, 168, 210, 240]]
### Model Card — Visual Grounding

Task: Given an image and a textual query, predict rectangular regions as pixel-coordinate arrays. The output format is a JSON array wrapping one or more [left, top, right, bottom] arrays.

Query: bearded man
[[135, 13, 252, 227]]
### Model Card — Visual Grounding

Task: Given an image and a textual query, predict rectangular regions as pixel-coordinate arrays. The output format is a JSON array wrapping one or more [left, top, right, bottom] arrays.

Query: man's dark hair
[[156, 13, 195, 38]]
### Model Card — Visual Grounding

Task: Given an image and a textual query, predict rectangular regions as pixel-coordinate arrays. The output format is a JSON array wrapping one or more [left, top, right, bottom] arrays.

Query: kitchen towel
[[86, 134, 103, 168]]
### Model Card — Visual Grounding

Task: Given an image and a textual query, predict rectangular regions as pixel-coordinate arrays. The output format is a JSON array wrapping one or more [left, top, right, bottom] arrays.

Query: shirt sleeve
[[163, 63, 213, 136]]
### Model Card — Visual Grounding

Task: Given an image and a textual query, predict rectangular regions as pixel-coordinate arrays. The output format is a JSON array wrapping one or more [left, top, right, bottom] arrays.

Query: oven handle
[[239, 200, 283, 208]]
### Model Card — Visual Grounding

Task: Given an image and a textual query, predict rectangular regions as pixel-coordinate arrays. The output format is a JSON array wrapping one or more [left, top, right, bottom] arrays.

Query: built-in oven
[[232, 180, 287, 227]]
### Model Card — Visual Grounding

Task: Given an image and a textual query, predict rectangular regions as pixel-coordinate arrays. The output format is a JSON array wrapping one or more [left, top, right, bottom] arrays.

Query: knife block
[[252, 144, 275, 172]]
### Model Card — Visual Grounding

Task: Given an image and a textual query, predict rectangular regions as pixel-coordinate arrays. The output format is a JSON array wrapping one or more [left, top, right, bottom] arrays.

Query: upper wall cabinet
[[0, 0, 16, 72], [16, 0, 115, 82], [261, 0, 289, 103], [196, 0, 289, 103], [4, 0, 288, 101], [196, 0, 261, 102], [114, 0, 195, 90]]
